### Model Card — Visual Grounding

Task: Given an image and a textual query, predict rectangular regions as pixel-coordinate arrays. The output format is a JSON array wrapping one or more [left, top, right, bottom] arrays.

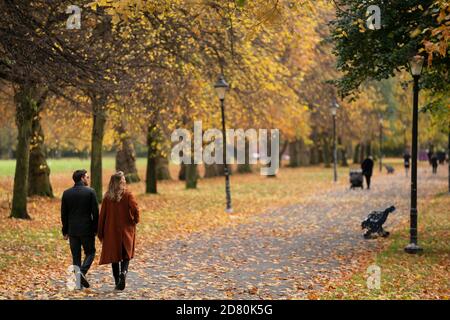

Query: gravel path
[[66, 167, 448, 299]]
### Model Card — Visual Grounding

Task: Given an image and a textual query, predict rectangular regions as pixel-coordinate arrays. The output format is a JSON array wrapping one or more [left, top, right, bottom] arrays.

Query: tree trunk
[[178, 163, 186, 181], [156, 155, 171, 180], [366, 142, 372, 158], [323, 138, 331, 168], [28, 114, 53, 197], [353, 143, 360, 164], [359, 142, 365, 163], [146, 124, 158, 194], [338, 137, 348, 167], [204, 163, 220, 178], [310, 145, 319, 165], [289, 140, 300, 167], [237, 162, 252, 174], [146, 158, 157, 194], [185, 162, 198, 189], [115, 120, 140, 184], [266, 131, 277, 178], [279, 140, 288, 167], [299, 139, 310, 166], [184, 120, 199, 188], [90, 94, 107, 203], [340, 145, 349, 167], [237, 138, 253, 173], [11, 85, 46, 219]]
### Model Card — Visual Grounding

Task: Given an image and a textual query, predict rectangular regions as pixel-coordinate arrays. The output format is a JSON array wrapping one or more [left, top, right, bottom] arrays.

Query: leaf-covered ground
[[320, 190, 450, 300], [0, 162, 447, 299]]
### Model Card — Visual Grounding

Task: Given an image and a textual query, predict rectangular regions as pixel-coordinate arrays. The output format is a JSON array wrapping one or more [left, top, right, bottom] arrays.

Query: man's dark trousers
[[364, 174, 372, 189], [69, 236, 95, 275]]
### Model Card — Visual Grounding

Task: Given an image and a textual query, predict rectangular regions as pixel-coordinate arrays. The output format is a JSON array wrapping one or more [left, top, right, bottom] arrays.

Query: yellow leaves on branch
[[423, 1, 449, 64], [81, 0, 340, 145]]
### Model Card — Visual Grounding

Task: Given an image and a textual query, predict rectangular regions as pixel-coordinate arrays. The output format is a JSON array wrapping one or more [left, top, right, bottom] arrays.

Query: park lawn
[[0, 157, 406, 177], [0, 159, 415, 299], [320, 191, 450, 300], [0, 164, 353, 298], [0, 157, 149, 177]]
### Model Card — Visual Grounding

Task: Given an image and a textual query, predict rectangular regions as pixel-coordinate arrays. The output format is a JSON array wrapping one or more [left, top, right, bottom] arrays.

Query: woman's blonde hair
[[105, 171, 126, 202]]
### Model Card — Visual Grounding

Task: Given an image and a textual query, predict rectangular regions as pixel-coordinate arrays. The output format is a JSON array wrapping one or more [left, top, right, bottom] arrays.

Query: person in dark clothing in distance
[[430, 154, 438, 174], [437, 151, 446, 164], [361, 156, 374, 189], [403, 152, 411, 177], [427, 149, 433, 165], [61, 169, 99, 289]]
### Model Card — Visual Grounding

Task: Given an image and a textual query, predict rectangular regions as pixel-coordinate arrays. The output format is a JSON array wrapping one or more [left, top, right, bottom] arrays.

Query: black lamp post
[[330, 99, 340, 183], [214, 75, 233, 213], [379, 116, 383, 173], [405, 55, 425, 254]]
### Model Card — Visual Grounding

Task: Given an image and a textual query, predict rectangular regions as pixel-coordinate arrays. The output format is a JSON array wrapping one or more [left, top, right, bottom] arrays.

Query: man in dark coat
[[61, 169, 99, 288], [361, 156, 374, 189], [427, 150, 433, 165], [403, 152, 411, 177], [430, 154, 438, 174]]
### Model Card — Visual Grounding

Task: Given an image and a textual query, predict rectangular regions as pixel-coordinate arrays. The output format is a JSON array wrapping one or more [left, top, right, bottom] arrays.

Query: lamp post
[[330, 100, 339, 183], [379, 116, 383, 173], [214, 75, 233, 213], [405, 55, 425, 254]]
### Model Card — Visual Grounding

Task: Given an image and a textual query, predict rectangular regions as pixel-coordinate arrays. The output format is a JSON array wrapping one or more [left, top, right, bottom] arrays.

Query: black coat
[[403, 154, 411, 167], [361, 158, 374, 176], [61, 181, 99, 236], [431, 156, 438, 167]]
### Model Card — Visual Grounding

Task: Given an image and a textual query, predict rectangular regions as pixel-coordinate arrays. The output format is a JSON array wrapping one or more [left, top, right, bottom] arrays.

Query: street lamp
[[330, 99, 340, 183], [214, 74, 233, 213], [404, 54, 425, 254], [379, 116, 383, 173]]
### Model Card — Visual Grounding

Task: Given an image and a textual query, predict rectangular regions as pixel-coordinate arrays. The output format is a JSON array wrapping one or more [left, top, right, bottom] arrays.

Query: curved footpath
[[54, 167, 448, 299]]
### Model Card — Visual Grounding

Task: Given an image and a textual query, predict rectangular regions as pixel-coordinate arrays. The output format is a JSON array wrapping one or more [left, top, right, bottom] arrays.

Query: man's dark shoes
[[80, 272, 90, 289], [116, 272, 127, 291]]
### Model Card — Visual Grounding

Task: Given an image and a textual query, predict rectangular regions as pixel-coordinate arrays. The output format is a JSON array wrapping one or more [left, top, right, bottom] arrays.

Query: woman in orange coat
[[98, 171, 140, 290]]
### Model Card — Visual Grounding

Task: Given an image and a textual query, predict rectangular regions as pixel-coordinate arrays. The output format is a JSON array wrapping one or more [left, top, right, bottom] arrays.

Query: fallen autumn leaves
[[0, 163, 448, 300]]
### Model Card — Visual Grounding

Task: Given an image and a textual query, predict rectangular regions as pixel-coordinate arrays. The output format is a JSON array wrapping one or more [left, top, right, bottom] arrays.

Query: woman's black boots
[[116, 259, 129, 290], [112, 263, 120, 288]]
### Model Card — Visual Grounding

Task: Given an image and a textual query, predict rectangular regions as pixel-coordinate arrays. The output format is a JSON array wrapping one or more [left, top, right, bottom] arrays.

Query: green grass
[[0, 159, 443, 298], [0, 164, 349, 274], [0, 157, 404, 177], [0, 157, 149, 177], [0, 225, 62, 270], [321, 192, 450, 300]]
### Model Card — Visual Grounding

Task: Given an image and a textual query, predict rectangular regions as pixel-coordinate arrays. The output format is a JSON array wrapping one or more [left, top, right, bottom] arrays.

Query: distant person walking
[[61, 169, 99, 289], [427, 149, 433, 165], [361, 156, 374, 189], [437, 151, 446, 164], [98, 171, 140, 291], [430, 153, 438, 174], [403, 152, 411, 177]]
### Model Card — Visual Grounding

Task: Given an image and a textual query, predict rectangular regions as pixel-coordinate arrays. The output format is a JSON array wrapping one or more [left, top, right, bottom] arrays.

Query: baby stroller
[[361, 205, 396, 239], [384, 165, 395, 174], [349, 169, 363, 189]]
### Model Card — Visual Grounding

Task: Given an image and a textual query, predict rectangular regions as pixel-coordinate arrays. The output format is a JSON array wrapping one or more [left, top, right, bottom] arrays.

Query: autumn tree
[[0, 0, 110, 218], [331, 0, 449, 184]]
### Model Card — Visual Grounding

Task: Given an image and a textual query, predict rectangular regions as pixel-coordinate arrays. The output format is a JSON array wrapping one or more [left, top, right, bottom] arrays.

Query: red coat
[[98, 191, 140, 265]]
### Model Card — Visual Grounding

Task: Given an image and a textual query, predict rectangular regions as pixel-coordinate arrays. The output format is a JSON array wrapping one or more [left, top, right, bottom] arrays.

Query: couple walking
[[61, 170, 140, 290]]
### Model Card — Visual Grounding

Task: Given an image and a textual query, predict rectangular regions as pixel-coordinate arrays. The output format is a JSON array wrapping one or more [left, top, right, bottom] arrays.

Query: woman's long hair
[[105, 171, 126, 202]]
